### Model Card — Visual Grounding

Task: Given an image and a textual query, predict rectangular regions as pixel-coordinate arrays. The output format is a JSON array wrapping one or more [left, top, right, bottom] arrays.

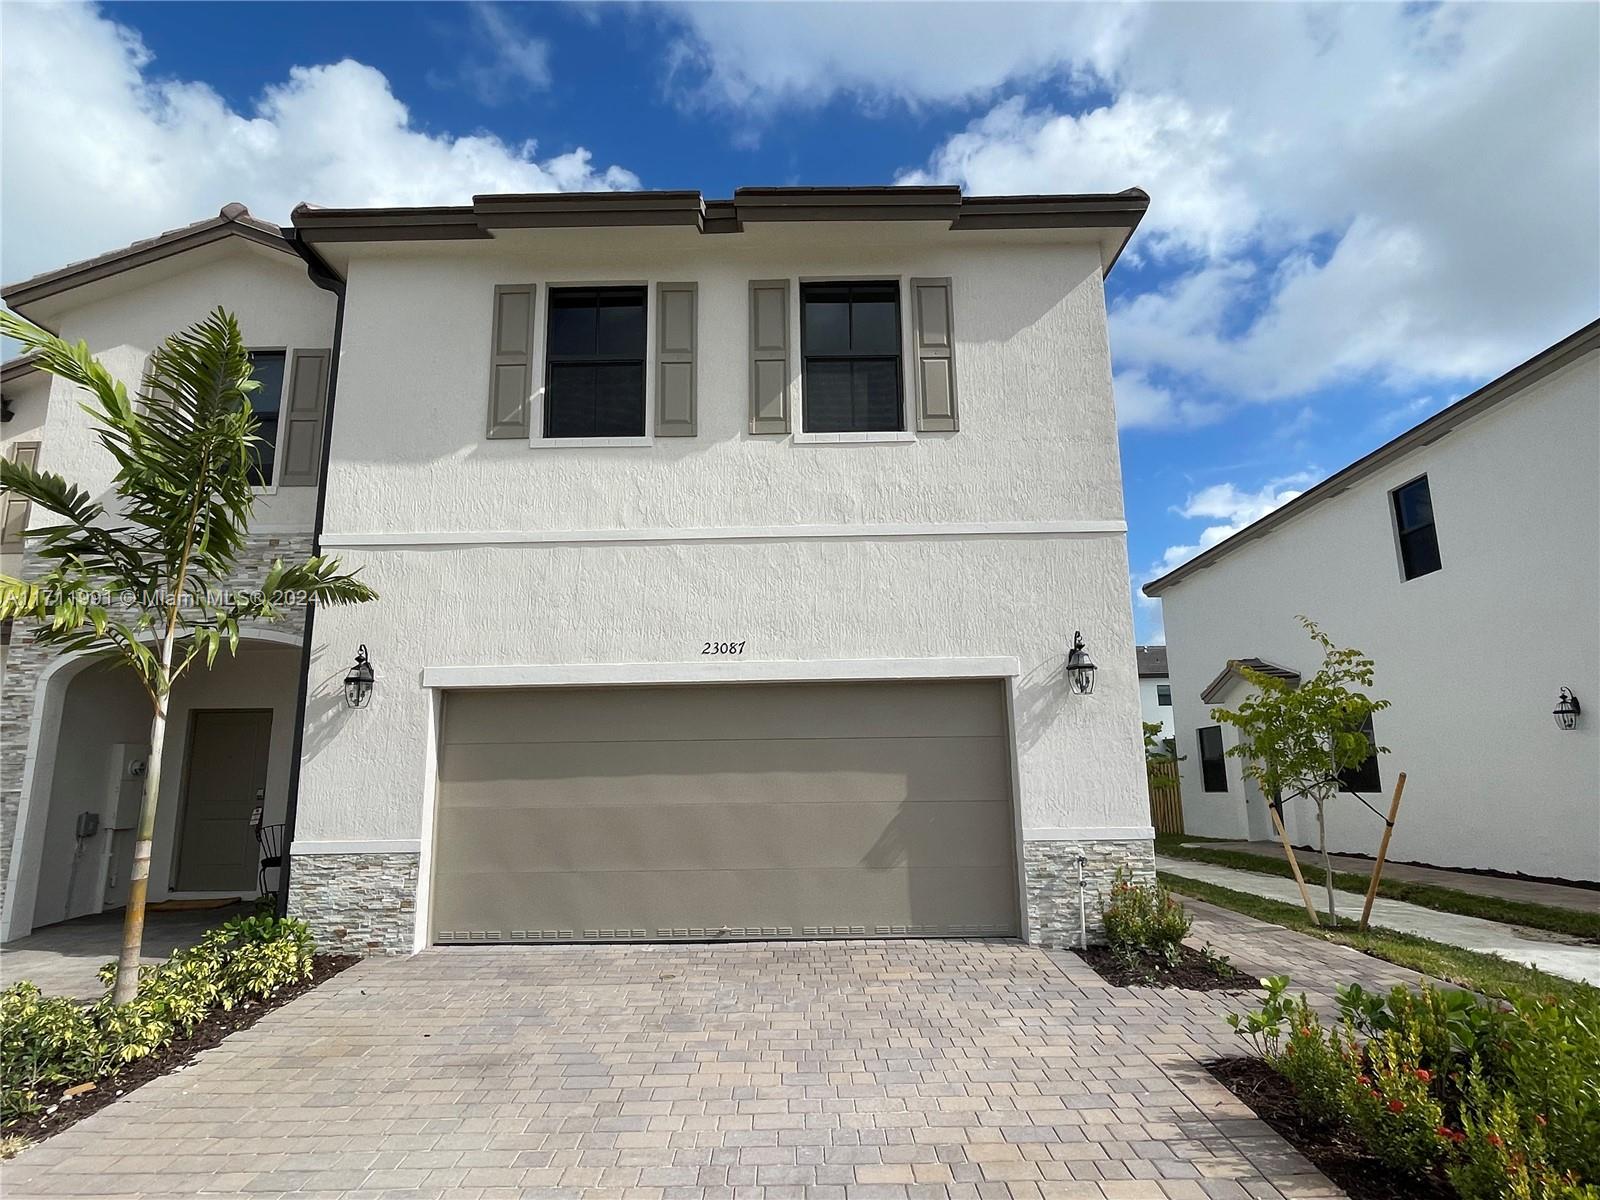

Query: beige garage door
[[431, 679, 1019, 943]]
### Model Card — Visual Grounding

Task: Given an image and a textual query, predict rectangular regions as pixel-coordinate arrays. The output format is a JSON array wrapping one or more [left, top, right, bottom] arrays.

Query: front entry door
[[174, 709, 272, 892]]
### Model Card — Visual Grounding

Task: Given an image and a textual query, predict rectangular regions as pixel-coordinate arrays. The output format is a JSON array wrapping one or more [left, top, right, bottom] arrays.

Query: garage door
[[431, 679, 1018, 943]]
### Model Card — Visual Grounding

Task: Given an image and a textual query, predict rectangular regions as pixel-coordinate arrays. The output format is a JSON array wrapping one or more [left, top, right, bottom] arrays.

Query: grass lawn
[[1160, 870, 1599, 1006], [1155, 833, 1600, 942]]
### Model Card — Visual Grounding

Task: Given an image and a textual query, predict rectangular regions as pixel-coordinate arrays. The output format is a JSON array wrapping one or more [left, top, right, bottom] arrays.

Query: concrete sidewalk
[[1157, 856, 1600, 986], [1187, 842, 1600, 914]]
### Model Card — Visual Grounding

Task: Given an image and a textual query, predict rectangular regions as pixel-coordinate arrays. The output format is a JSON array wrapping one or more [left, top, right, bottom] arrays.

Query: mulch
[[1077, 943, 1260, 990], [2, 953, 358, 1148], [1207, 1056, 1458, 1200]]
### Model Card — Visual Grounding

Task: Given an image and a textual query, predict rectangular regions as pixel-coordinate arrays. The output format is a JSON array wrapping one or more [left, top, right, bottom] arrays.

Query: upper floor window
[[1392, 475, 1441, 580], [545, 287, 647, 438], [800, 281, 903, 433], [1156, 683, 1173, 707], [245, 350, 286, 486], [1197, 725, 1228, 792]]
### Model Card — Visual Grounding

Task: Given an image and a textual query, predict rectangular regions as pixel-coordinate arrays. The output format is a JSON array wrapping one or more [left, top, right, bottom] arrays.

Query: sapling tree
[[0, 308, 375, 1003], [1210, 617, 1388, 922]]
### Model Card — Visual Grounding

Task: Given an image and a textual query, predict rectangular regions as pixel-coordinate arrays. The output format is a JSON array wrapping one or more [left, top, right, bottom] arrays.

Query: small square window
[[544, 287, 647, 439], [1392, 475, 1441, 580], [245, 350, 286, 486], [1197, 725, 1228, 793], [800, 282, 903, 433], [1156, 684, 1172, 707], [1337, 714, 1383, 794]]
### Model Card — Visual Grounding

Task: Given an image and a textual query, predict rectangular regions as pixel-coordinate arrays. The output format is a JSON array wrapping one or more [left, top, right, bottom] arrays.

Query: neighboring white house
[[1137, 644, 1173, 741], [2, 186, 1158, 954], [1145, 322, 1600, 883]]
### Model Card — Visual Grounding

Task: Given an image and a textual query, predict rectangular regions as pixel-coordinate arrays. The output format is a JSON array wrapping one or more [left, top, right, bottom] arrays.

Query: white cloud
[[1154, 474, 1317, 573], [672, 2, 1599, 424], [1113, 369, 1222, 430], [0, 2, 638, 285], [432, 4, 553, 105]]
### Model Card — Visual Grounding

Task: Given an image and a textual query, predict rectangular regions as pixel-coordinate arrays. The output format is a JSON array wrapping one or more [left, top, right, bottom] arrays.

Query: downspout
[[275, 231, 346, 918]]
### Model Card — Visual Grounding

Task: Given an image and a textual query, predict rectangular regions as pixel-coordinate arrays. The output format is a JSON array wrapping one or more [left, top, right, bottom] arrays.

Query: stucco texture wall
[[1159, 352, 1600, 881]]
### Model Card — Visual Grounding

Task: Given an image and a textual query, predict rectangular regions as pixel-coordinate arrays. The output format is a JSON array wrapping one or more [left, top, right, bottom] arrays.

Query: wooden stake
[[1270, 799, 1321, 926], [1360, 772, 1407, 931]]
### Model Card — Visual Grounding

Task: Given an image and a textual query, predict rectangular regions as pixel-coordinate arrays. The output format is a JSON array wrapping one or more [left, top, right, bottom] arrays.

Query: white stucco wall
[[26, 242, 335, 535], [1138, 676, 1173, 739], [298, 228, 1150, 872], [2, 370, 49, 591], [1159, 350, 1600, 880]]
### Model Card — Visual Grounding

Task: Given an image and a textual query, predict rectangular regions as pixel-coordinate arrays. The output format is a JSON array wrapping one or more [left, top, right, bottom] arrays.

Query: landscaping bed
[[2, 915, 354, 1153], [1079, 941, 1257, 990], [2, 952, 355, 1147], [1210, 1055, 1456, 1200]]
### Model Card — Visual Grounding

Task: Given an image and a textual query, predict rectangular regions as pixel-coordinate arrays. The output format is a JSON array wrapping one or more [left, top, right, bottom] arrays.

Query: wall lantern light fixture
[[1553, 687, 1581, 731], [1066, 630, 1097, 695], [344, 644, 375, 709]]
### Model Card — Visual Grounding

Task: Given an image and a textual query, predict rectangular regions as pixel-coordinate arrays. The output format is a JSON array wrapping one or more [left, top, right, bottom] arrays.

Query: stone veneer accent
[[287, 852, 419, 955], [1023, 837, 1157, 949], [0, 531, 313, 924]]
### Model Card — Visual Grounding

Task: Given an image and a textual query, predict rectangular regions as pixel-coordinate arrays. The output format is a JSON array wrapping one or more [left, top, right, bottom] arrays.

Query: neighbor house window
[[1337, 714, 1383, 794], [1197, 725, 1228, 792], [800, 281, 903, 432], [245, 350, 286, 486], [1157, 684, 1173, 707], [1392, 475, 1441, 580], [544, 286, 647, 438]]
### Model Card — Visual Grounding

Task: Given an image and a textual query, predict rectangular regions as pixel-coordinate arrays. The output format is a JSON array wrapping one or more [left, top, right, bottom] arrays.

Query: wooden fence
[[1147, 758, 1184, 834]]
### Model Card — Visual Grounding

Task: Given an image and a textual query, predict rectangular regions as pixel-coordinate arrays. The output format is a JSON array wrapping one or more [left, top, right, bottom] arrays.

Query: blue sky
[[4, 2, 1597, 642]]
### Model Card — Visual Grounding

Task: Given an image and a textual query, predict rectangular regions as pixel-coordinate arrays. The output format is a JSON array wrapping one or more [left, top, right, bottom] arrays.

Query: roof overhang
[[3, 203, 299, 316], [1199, 659, 1301, 705], [292, 186, 1150, 275], [1144, 317, 1600, 598]]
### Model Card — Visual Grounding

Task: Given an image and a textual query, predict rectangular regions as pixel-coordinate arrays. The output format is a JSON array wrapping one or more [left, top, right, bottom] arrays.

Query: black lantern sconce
[[1553, 687, 1581, 731], [344, 645, 375, 709], [1065, 630, 1097, 695]]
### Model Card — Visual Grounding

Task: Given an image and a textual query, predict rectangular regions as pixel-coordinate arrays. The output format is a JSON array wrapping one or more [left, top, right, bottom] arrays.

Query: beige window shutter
[[2, 442, 40, 550], [655, 282, 697, 437], [487, 283, 537, 439], [278, 349, 331, 487], [910, 277, 959, 432], [748, 280, 791, 434]]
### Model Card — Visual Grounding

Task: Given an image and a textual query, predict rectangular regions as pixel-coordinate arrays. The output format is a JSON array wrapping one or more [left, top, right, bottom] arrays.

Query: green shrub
[[2, 915, 316, 1121], [1101, 869, 1192, 966], [1274, 995, 1359, 1127], [1449, 1067, 1600, 1200], [1480, 990, 1600, 1186], [1341, 1023, 1447, 1176]]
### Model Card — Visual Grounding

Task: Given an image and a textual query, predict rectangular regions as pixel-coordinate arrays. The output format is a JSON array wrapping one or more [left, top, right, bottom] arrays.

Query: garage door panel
[[433, 866, 1018, 942], [432, 680, 1019, 943], [433, 799, 1016, 874], [442, 680, 1005, 745], [437, 735, 1011, 808]]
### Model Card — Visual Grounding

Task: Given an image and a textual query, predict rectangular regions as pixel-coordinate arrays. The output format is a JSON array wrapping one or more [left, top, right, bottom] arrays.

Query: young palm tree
[[0, 308, 375, 1003]]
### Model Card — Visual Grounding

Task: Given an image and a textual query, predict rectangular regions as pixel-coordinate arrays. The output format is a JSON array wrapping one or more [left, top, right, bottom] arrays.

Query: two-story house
[[2, 186, 1156, 953], [1145, 321, 1599, 882]]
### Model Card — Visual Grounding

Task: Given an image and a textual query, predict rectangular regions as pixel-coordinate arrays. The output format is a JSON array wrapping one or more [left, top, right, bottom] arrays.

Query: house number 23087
[[702, 641, 746, 656]]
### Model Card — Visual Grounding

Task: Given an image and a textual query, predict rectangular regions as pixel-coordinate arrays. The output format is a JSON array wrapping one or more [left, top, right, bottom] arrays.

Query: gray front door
[[174, 709, 272, 892]]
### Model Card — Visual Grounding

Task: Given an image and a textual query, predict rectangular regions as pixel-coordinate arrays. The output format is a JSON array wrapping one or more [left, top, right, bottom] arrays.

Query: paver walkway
[[1, 904, 251, 1000], [1158, 856, 1600, 986], [6, 937, 1343, 1200], [1190, 843, 1600, 914]]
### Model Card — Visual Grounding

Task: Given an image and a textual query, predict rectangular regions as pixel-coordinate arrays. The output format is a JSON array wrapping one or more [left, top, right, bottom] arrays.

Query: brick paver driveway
[[5, 939, 1341, 1200]]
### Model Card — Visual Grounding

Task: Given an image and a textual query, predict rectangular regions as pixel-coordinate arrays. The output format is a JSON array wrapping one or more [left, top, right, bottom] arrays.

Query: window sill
[[529, 436, 655, 449], [792, 430, 917, 445]]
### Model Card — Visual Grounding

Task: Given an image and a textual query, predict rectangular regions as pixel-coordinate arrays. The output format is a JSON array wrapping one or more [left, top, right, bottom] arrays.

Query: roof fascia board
[[1144, 319, 1600, 597]]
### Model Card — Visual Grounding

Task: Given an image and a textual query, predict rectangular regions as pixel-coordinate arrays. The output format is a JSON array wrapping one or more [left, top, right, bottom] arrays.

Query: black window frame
[[1337, 714, 1383, 795], [244, 349, 287, 487], [799, 280, 905, 434], [542, 285, 649, 440], [1197, 725, 1228, 793], [1156, 683, 1173, 707], [1391, 474, 1441, 580]]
